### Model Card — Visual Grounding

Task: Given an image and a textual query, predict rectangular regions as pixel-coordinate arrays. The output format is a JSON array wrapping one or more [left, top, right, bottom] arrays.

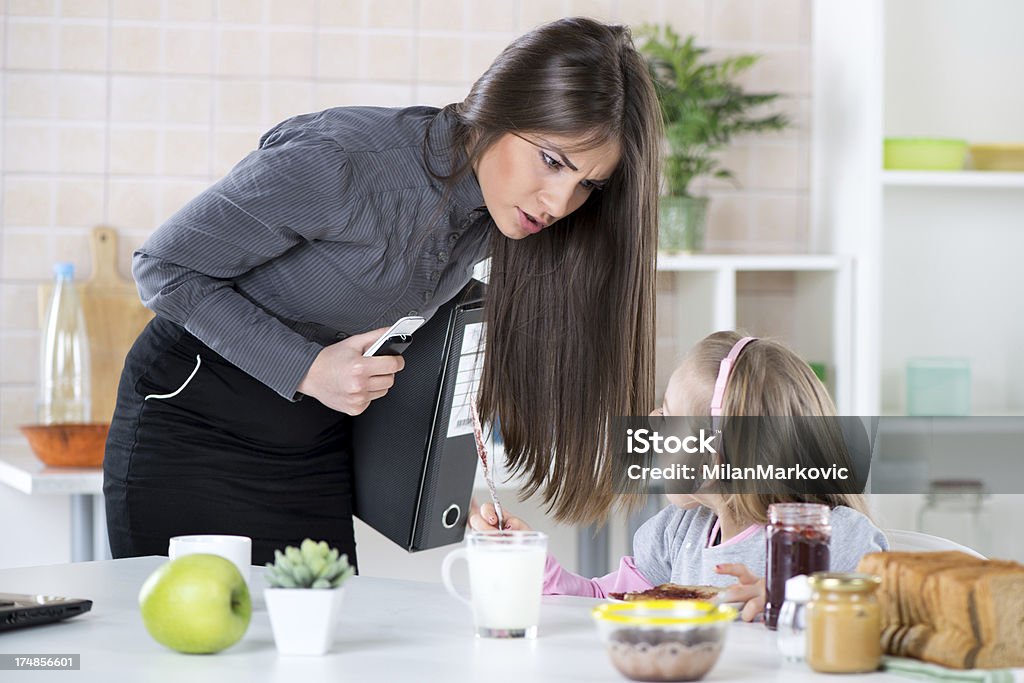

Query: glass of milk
[[441, 530, 547, 638]]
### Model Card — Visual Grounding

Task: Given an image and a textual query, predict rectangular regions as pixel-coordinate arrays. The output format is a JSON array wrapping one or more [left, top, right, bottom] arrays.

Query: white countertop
[[0, 440, 102, 495], [0, 556, 904, 683]]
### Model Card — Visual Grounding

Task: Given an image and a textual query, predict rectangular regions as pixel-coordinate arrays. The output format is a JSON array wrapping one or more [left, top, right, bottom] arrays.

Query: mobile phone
[[363, 316, 426, 357]]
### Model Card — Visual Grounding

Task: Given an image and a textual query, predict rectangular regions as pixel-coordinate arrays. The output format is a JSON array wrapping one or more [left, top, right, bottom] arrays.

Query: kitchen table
[[0, 557, 907, 683]]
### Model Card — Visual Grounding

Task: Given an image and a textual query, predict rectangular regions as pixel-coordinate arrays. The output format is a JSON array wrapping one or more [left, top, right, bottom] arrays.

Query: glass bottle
[[777, 574, 811, 662], [765, 503, 831, 629], [806, 572, 882, 674], [38, 262, 91, 424], [917, 479, 991, 556]]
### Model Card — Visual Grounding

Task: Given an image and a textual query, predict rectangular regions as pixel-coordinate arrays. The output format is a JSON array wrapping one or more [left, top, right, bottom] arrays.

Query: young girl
[[470, 331, 889, 622]]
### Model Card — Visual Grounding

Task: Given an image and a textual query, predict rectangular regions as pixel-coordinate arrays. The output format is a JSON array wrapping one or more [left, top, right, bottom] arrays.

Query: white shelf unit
[[882, 171, 1024, 189], [655, 254, 854, 413], [813, 0, 1024, 417]]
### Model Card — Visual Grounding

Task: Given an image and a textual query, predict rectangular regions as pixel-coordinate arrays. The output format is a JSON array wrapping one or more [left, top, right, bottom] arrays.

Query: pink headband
[[710, 336, 757, 430]]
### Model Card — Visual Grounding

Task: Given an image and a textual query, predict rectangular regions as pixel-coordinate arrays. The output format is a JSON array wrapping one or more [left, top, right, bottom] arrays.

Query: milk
[[441, 530, 548, 638], [467, 545, 546, 630]]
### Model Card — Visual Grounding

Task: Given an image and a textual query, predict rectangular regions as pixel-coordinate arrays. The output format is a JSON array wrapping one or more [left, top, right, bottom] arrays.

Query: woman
[[103, 17, 662, 566]]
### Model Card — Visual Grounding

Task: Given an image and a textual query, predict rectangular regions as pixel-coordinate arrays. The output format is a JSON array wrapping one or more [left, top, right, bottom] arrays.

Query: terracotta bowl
[[20, 423, 110, 468]]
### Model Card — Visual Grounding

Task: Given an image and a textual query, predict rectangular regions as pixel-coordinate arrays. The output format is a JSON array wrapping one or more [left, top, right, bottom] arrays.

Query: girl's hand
[[468, 502, 532, 531], [715, 563, 766, 622], [297, 327, 405, 415]]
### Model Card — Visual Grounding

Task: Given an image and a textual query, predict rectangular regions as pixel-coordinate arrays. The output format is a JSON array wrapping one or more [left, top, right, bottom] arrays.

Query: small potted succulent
[[263, 538, 355, 656]]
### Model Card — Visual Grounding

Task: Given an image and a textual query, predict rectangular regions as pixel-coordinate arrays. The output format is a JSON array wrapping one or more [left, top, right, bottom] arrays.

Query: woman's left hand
[[715, 563, 766, 622]]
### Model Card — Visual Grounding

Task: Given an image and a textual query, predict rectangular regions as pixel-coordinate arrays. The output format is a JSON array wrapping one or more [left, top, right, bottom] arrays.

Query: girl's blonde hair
[[683, 331, 871, 523]]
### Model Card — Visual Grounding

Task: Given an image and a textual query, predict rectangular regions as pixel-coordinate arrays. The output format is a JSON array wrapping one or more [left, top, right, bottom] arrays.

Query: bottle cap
[[53, 262, 75, 277], [807, 572, 881, 593], [785, 574, 811, 602]]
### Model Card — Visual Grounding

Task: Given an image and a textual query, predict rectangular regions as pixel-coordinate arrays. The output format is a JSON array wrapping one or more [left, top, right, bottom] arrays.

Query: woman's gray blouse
[[133, 105, 492, 400]]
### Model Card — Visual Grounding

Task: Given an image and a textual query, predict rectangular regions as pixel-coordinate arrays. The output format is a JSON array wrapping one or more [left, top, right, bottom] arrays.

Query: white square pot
[[264, 587, 345, 656]]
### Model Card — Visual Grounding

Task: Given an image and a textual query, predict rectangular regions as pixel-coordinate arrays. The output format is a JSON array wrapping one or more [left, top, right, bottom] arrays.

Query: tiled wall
[[0, 0, 812, 437]]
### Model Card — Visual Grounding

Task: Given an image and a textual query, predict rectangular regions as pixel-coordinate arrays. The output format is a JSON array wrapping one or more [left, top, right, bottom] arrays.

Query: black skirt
[[103, 316, 357, 568]]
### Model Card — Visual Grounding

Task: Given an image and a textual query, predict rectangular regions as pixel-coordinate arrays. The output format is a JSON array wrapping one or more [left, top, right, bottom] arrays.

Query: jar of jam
[[765, 502, 830, 629], [806, 572, 882, 673]]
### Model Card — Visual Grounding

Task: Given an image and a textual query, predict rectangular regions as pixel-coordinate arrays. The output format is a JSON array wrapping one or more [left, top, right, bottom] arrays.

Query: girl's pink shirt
[[542, 518, 763, 598], [707, 517, 762, 548], [542, 554, 653, 598]]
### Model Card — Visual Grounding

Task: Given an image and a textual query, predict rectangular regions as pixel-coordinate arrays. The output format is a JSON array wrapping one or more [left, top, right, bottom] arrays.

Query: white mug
[[441, 530, 547, 638], [168, 535, 252, 587]]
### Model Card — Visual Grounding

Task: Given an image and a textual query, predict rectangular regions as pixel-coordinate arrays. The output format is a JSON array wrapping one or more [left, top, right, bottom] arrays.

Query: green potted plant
[[638, 25, 790, 253], [263, 538, 355, 656]]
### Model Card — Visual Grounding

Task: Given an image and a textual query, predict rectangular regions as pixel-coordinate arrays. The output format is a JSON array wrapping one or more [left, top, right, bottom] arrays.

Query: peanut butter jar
[[806, 572, 882, 674]]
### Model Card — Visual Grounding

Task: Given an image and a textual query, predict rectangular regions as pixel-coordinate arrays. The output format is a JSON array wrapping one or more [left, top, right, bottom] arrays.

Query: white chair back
[[884, 529, 986, 559]]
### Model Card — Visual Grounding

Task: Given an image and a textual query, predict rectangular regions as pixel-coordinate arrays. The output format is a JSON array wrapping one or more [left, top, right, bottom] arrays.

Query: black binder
[[351, 282, 485, 551]]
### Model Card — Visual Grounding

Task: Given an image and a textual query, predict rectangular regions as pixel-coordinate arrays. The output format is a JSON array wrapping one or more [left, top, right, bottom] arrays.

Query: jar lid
[[785, 574, 811, 602], [808, 572, 881, 592], [928, 479, 985, 494], [768, 502, 831, 526], [591, 600, 738, 626]]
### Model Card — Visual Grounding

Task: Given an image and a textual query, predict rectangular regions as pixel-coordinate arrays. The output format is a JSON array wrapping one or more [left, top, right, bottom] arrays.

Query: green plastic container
[[906, 358, 971, 416], [883, 138, 967, 171]]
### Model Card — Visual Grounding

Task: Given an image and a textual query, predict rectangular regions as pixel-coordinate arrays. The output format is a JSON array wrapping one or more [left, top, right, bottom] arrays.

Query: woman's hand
[[468, 501, 532, 532], [715, 563, 766, 622], [297, 327, 406, 415]]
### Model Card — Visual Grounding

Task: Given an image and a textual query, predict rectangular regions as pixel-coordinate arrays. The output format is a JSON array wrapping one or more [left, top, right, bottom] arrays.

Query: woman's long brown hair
[[440, 18, 662, 524]]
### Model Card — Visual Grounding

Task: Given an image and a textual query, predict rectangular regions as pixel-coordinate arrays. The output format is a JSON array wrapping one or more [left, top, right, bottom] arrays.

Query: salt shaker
[[777, 574, 811, 662]]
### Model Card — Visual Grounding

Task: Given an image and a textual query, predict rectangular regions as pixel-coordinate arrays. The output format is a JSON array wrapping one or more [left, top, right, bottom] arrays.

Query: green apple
[[138, 554, 252, 654]]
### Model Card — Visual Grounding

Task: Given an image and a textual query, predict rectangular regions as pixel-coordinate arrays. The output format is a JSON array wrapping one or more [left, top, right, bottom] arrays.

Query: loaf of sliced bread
[[857, 551, 1024, 669]]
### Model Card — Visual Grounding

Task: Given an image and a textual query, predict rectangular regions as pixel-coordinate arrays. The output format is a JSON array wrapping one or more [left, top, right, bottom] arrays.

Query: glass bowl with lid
[[592, 600, 737, 682]]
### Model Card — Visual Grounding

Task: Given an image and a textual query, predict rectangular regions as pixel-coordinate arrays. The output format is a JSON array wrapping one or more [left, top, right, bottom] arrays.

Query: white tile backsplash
[[162, 26, 215, 76], [160, 129, 211, 176], [214, 80, 264, 126], [366, 0, 415, 29], [111, 76, 162, 122], [217, 28, 266, 76], [108, 128, 159, 175], [519, 0, 570, 31], [60, 0, 108, 18], [318, 0, 364, 27], [217, 0, 265, 24], [4, 124, 58, 172], [316, 30, 362, 79], [55, 178, 104, 227], [163, 80, 213, 124], [5, 73, 56, 119], [7, 21, 58, 70], [8, 0, 53, 15], [107, 178, 160, 230], [268, 0, 315, 26], [0, 0, 816, 570], [110, 25, 162, 73], [164, 0, 215, 23], [112, 0, 160, 21], [266, 30, 316, 78], [467, 0, 517, 32], [58, 23, 108, 72], [57, 74, 108, 120], [419, 0, 463, 32], [3, 178, 53, 226]]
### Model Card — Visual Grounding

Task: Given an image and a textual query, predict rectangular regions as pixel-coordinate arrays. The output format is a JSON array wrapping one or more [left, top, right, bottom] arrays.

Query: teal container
[[906, 358, 971, 416]]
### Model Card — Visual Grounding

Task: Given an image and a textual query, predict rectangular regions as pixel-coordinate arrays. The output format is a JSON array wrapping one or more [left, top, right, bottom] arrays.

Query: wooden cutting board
[[38, 226, 154, 423]]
